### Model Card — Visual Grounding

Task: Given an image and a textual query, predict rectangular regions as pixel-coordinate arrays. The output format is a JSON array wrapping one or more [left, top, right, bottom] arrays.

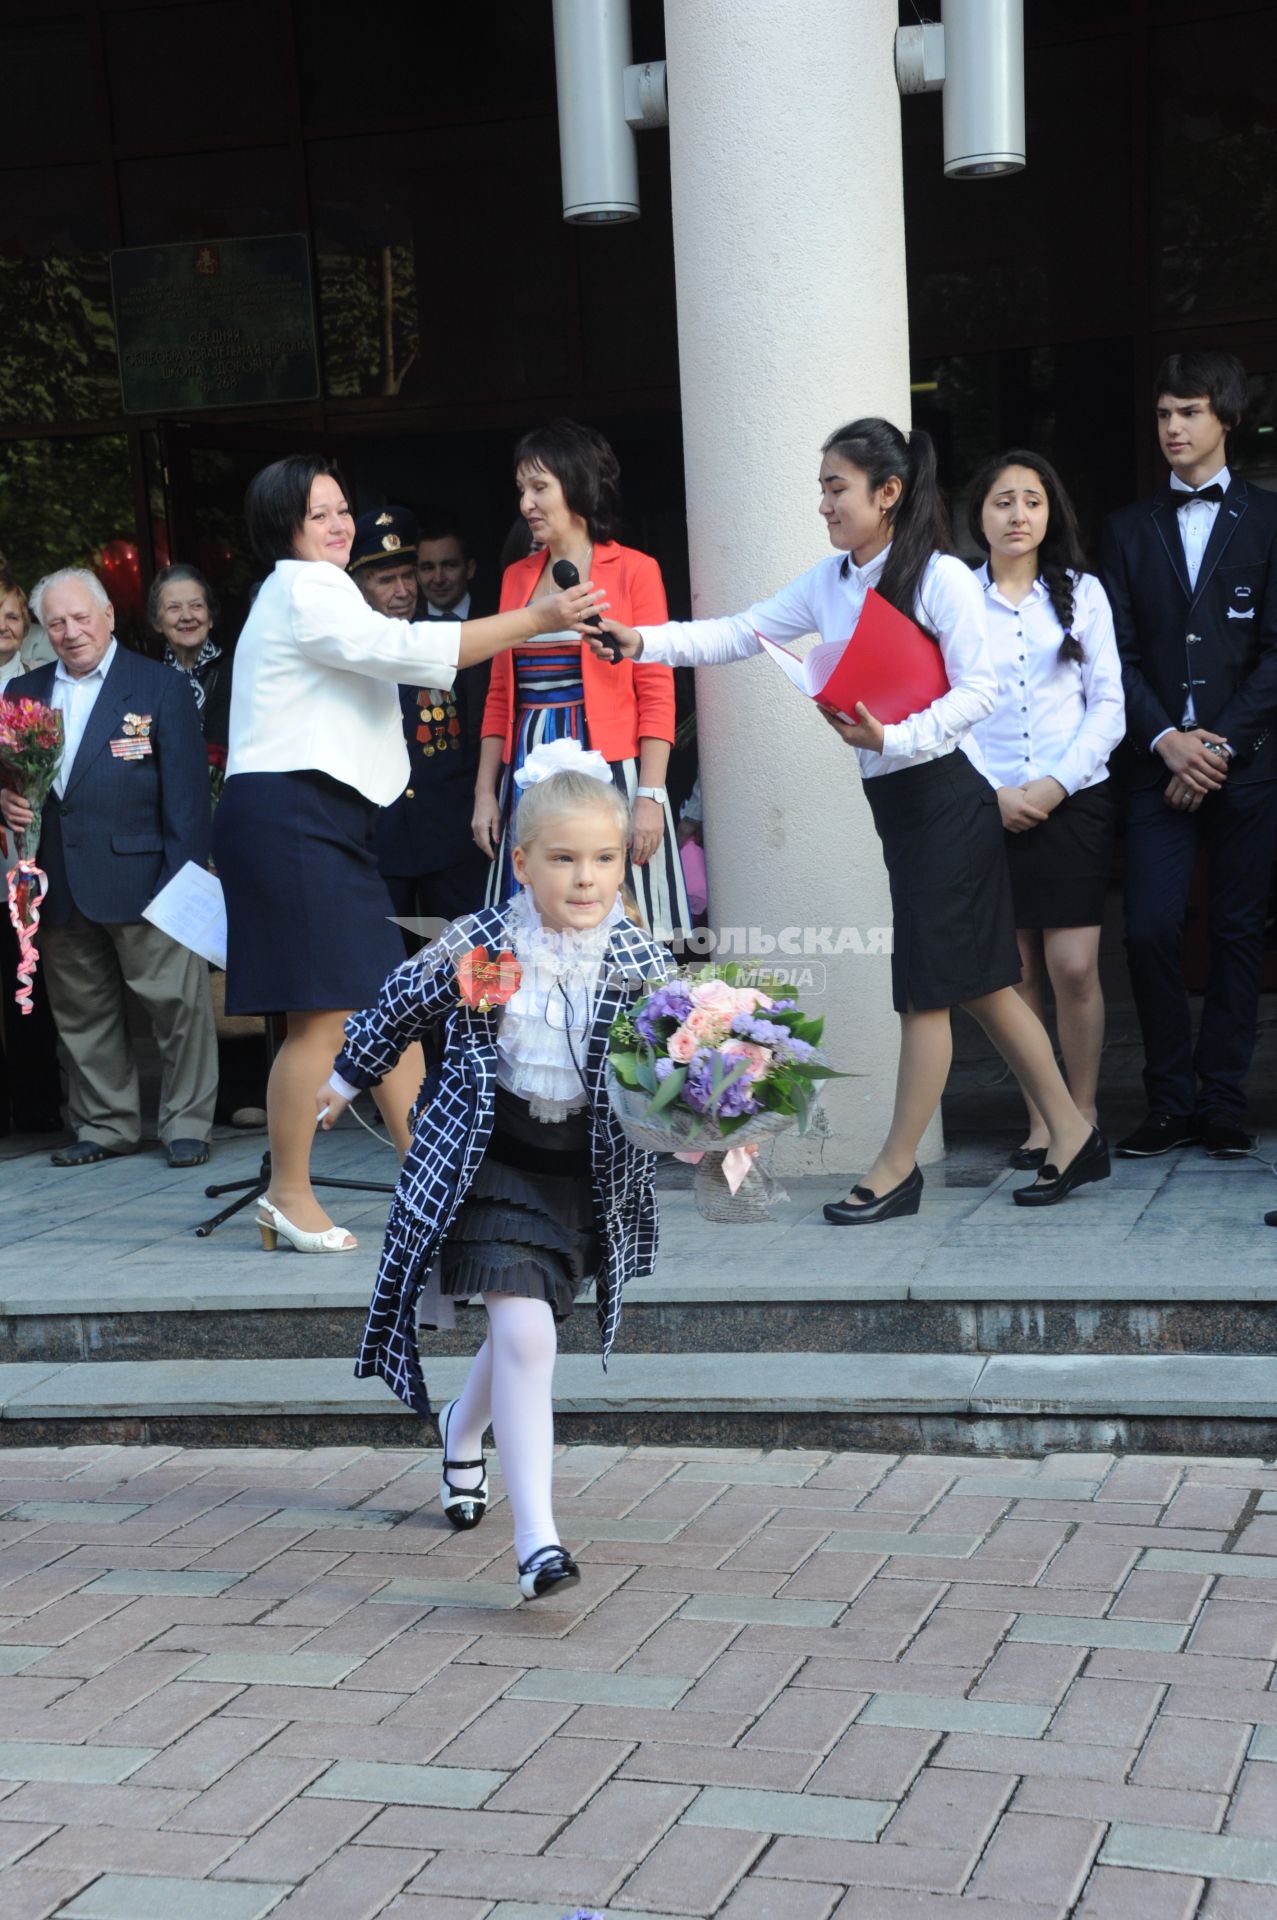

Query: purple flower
[[654, 1056, 678, 1081], [730, 1013, 789, 1047], [683, 1049, 762, 1120], [636, 981, 694, 1042]]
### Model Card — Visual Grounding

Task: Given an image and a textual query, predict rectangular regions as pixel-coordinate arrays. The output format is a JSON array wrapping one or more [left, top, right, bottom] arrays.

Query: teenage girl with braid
[[966, 452, 1125, 1171], [589, 417, 1110, 1214]]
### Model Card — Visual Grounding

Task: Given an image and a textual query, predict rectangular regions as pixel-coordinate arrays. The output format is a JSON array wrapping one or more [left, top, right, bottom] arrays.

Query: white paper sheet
[[756, 632, 852, 714], [143, 861, 227, 969]]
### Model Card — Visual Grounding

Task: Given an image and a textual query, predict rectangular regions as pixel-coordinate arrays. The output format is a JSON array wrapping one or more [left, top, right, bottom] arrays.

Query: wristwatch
[[635, 785, 668, 803]]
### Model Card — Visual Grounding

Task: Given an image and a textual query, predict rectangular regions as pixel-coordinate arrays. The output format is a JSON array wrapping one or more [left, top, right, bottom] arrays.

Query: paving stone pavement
[[1, 1446, 1277, 1916]]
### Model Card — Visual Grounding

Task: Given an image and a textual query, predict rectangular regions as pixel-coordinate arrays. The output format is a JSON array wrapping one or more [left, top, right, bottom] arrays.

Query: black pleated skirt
[[440, 1087, 600, 1321], [1004, 780, 1116, 929], [864, 749, 1021, 1013], [213, 769, 407, 1015]]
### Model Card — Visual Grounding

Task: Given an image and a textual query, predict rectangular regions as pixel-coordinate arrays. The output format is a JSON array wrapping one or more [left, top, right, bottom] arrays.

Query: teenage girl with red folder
[[590, 417, 1109, 1218]]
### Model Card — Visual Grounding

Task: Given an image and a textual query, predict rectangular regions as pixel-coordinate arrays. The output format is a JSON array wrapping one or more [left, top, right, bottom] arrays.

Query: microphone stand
[[194, 1013, 395, 1238]]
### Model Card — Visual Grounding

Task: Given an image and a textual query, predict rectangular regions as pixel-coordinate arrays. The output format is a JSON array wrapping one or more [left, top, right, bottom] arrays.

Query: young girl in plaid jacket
[[319, 741, 671, 1600]]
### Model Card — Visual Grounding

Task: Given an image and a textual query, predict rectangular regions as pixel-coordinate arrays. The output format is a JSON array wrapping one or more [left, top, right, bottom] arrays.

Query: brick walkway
[[1, 1446, 1276, 1919]]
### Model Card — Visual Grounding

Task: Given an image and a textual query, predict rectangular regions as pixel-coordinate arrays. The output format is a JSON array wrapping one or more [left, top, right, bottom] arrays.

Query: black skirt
[[864, 749, 1021, 1014], [213, 769, 407, 1016], [1004, 780, 1116, 930], [440, 1087, 599, 1321]]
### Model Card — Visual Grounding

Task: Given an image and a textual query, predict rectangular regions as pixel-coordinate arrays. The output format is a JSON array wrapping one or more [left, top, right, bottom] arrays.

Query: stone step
[[7, 1292, 1277, 1365], [2, 1352, 1276, 1455]]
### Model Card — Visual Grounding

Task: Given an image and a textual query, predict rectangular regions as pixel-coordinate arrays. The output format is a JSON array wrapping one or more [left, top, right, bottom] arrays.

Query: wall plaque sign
[[111, 233, 319, 413]]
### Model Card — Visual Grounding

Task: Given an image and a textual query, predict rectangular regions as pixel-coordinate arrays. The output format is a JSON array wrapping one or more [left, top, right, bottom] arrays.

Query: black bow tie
[[1176, 484, 1224, 509]]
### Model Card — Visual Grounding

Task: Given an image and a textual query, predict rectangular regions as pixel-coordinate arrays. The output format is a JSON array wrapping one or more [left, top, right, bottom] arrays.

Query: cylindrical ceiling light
[[940, 0, 1024, 178], [552, 0, 640, 224]]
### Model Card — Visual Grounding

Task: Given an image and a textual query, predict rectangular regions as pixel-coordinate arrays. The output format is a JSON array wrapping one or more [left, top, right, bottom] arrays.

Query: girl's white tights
[[444, 1291, 559, 1566]]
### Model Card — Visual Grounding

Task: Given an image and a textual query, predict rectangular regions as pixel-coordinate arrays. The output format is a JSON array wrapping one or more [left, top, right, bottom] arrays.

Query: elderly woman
[[473, 419, 689, 940], [0, 564, 30, 691], [149, 564, 229, 731], [0, 564, 62, 1135], [212, 454, 604, 1255]]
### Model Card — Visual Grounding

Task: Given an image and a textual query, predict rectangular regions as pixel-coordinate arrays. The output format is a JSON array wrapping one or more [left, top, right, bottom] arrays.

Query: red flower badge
[[457, 946, 522, 1013]]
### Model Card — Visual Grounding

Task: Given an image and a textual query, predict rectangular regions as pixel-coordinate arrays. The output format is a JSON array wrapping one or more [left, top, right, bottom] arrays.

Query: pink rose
[[690, 979, 740, 1014], [685, 1006, 730, 1045], [732, 986, 774, 1014], [721, 1039, 772, 1079], [666, 1023, 701, 1064]]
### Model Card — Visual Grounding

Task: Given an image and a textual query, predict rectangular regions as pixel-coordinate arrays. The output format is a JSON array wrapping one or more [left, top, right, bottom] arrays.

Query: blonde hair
[[513, 768, 630, 853]]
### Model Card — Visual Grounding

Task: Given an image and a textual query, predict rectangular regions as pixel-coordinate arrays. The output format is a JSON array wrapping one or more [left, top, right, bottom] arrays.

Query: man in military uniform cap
[[348, 505, 489, 948]]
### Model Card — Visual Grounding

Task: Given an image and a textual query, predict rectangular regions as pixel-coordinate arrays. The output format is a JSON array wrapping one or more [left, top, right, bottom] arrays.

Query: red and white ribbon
[[7, 859, 48, 1017]]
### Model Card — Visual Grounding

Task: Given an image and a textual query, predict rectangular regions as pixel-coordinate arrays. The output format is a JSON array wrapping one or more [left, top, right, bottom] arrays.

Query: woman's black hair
[[244, 454, 350, 568], [513, 418, 622, 544], [820, 418, 950, 626], [146, 562, 218, 637], [967, 449, 1087, 664]]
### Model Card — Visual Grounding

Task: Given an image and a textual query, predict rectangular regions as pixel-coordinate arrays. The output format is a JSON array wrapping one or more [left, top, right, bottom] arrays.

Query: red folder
[[758, 586, 950, 726]]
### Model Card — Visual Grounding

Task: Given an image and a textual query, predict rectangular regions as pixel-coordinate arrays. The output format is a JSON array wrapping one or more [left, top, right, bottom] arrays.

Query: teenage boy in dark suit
[[1100, 350, 1277, 1159]]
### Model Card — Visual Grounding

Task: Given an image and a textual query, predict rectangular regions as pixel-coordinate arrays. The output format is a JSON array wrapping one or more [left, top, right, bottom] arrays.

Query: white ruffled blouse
[[495, 889, 625, 1121]]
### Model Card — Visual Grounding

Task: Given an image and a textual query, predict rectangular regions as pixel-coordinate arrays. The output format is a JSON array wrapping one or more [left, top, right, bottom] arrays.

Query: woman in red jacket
[[473, 419, 690, 940]]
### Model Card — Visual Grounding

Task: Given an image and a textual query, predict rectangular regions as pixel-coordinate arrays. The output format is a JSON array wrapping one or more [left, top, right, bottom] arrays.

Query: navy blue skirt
[[213, 770, 406, 1016]]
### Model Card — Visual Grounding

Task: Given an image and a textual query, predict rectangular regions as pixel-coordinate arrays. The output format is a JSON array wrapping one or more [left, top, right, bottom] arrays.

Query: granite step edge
[[3, 1352, 1277, 1421]]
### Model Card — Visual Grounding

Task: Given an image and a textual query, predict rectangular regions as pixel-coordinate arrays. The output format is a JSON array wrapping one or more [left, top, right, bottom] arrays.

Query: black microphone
[[551, 557, 620, 662]]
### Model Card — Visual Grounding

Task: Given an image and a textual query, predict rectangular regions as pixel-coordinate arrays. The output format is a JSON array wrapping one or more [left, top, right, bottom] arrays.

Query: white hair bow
[[513, 737, 614, 790]]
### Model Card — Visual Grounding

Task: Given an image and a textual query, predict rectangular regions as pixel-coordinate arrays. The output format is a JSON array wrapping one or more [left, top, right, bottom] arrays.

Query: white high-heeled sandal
[[256, 1198, 357, 1254]]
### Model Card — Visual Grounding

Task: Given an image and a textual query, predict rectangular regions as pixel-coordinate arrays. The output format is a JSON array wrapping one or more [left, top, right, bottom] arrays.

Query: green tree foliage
[[0, 433, 134, 593], [0, 251, 120, 426]]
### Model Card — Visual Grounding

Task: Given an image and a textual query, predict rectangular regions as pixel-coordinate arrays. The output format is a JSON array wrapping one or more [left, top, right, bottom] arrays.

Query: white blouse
[[226, 560, 461, 807], [968, 567, 1126, 794], [495, 889, 626, 1120], [636, 547, 997, 779]]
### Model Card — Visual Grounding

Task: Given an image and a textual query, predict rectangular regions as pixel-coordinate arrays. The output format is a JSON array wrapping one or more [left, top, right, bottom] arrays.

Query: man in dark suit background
[[0, 568, 218, 1167], [1100, 350, 1277, 1159], [349, 506, 491, 950]]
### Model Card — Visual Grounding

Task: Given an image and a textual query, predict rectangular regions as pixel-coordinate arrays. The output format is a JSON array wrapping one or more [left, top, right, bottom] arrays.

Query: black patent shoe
[[518, 1544, 581, 1601], [437, 1398, 488, 1531], [823, 1165, 923, 1225], [1013, 1129, 1110, 1208], [1008, 1144, 1047, 1171]]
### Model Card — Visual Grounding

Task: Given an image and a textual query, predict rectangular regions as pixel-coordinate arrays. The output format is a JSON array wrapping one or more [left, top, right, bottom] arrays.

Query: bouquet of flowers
[[0, 696, 64, 1016], [607, 964, 842, 1220]]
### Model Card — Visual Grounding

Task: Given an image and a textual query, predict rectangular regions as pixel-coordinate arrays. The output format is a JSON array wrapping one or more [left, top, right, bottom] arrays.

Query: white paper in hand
[[143, 862, 227, 968]]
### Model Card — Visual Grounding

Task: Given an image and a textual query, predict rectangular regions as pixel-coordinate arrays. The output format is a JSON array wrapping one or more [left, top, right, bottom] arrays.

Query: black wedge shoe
[[436, 1399, 488, 1531], [1012, 1129, 1110, 1208], [823, 1165, 923, 1225], [518, 1545, 581, 1601], [1007, 1144, 1047, 1171]]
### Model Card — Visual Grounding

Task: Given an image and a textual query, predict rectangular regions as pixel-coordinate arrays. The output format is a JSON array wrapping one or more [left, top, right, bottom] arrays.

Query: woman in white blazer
[[213, 456, 601, 1254]]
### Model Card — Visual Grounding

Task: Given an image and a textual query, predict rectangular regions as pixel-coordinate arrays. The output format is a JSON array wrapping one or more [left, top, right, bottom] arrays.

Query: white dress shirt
[[226, 561, 462, 807], [50, 638, 117, 798], [1158, 463, 1230, 735], [968, 567, 1125, 795], [636, 547, 996, 779], [425, 591, 471, 621]]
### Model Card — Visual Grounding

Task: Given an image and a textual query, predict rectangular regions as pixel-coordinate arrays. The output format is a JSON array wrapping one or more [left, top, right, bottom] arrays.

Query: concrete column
[[663, 0, 939, 1171]]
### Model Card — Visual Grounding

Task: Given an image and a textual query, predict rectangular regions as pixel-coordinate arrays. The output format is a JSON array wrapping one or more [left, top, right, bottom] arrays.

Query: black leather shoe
[[1115, 1112, 1200, 1158], [166, 1138, 210, 1168], [1013, 1129, 1110, 1207], [437, 1398, 488, 1531], [824, 1165, 923, 1225], [518, 1545, 581, 1601], [1198, 1112, 1257, 1158], [1008, 1144, 1047, 1170]]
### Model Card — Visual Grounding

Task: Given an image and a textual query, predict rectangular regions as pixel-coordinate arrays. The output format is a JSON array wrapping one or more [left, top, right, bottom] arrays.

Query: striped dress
[[484, 634, 691, 942]]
